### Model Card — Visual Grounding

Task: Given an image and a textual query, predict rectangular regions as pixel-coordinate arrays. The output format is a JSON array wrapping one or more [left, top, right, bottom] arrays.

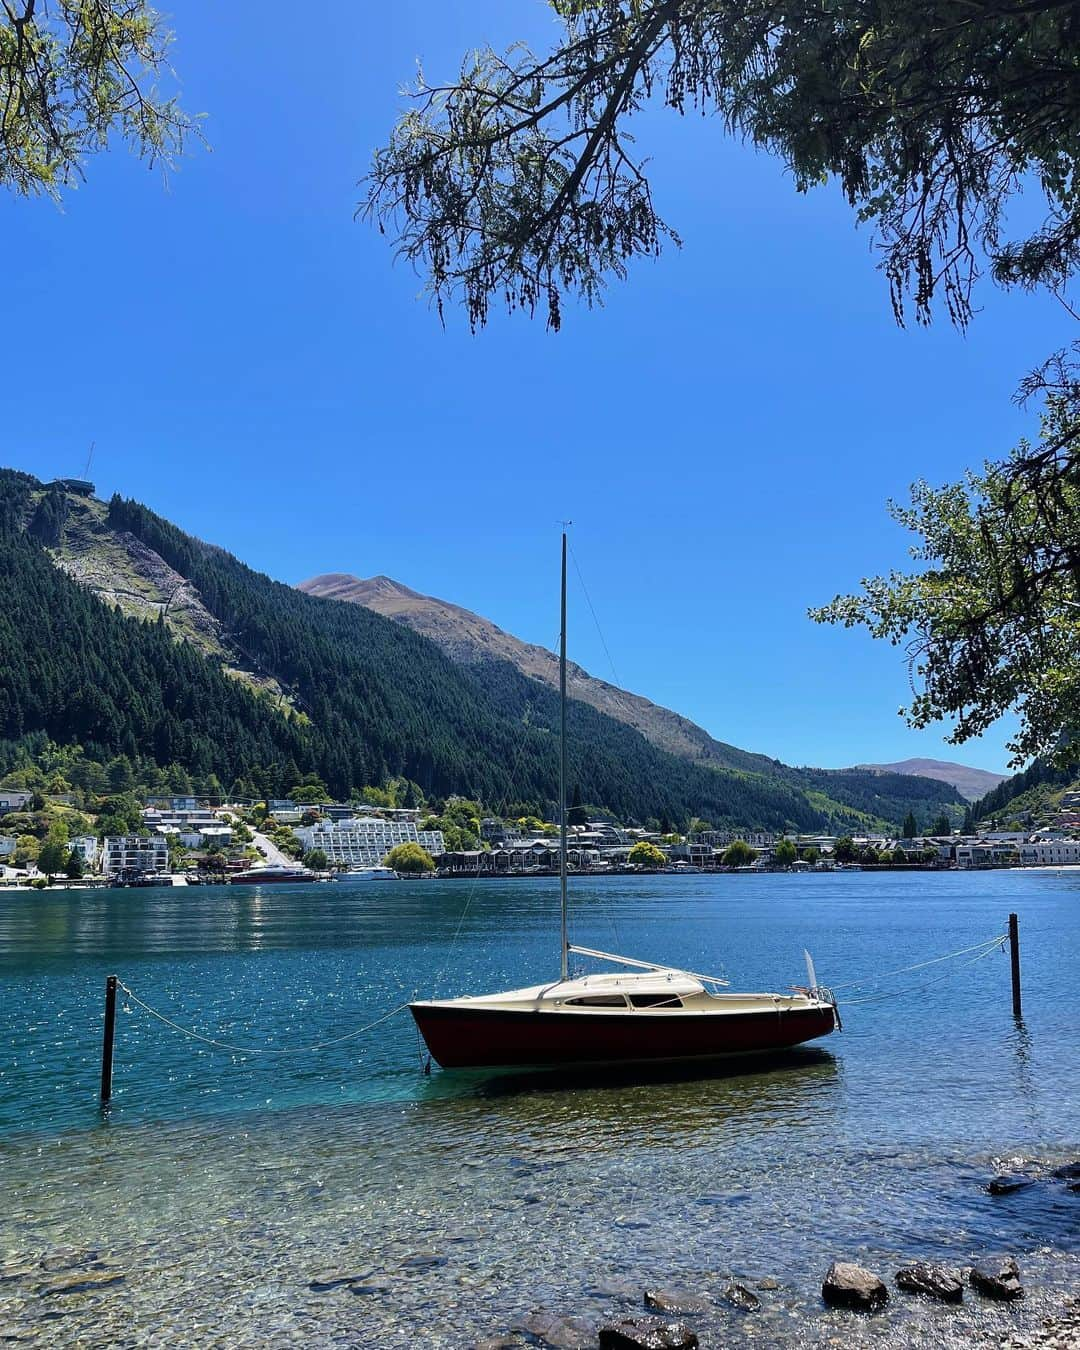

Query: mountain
[[0, 472, 964, 831], [298, 573, 780, 776], [853, 758, 1007, 802], [0, 471, 860, 828], [297, 572, 966, 829]]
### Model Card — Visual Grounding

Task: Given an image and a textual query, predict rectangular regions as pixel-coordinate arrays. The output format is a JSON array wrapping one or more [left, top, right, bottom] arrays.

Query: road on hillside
[[250, 829, 295, 868]]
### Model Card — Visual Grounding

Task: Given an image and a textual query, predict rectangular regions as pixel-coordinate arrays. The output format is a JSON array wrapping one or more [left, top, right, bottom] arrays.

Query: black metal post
[[1008, 913, 1022, 1019], [100, 975, 118, 1107]]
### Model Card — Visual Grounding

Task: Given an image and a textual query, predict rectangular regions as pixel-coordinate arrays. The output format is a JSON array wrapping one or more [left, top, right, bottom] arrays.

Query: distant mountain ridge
[[297, 572, 968, 828], [298, 573, 780, 776], [0, 471, 971, 832], [854, 758, 1007, 802]]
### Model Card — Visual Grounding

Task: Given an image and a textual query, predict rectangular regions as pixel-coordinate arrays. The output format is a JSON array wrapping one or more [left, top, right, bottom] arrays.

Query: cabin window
[[565, 995, 627, 1007], [628, 993, 684, 1009]]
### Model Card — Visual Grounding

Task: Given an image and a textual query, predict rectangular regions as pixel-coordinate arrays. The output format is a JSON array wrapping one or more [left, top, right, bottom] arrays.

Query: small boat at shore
[[340, 865, 398, 881], [410, 535, 840, 1072]]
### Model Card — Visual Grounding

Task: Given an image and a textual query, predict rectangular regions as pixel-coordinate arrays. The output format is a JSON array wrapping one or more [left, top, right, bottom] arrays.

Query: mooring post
[[100, 974, 118, 1108], [1008, 913, 1022, 1019]]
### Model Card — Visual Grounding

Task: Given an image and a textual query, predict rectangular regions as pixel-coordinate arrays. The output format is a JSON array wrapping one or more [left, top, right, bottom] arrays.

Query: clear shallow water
[[1, 871, 1077, 1347]]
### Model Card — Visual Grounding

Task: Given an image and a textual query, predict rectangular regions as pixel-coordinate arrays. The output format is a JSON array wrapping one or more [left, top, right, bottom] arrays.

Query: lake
[[1, 870, 1077, 1347]]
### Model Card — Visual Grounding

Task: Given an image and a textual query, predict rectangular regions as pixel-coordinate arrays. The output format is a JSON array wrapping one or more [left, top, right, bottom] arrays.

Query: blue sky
[[3, 1, 1068, 775]]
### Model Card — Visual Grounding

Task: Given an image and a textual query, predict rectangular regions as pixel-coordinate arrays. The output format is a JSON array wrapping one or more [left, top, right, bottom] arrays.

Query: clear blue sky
[[3, 2, 1067, 774]]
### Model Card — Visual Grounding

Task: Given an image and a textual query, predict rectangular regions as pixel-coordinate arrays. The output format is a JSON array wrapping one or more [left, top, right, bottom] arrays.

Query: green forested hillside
[[0, 470, 964, 830]]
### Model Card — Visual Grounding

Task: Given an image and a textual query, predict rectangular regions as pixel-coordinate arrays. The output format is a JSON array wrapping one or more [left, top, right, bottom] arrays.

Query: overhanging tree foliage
[[813, 362, 1080, 767], [1, 0, 194, 198], [364, 0, 1080, 331]]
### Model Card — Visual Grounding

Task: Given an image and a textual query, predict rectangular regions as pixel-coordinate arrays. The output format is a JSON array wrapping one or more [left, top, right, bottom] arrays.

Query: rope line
[[831, 934, 1007, 992], [840, 939, 1007, 1005], [117, 980, 409, 1056]]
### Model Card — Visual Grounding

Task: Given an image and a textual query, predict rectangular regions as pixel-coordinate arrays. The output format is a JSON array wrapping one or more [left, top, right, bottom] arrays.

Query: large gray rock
[[970, 1256, 1023, 1301], [1051, 1161, 1080, 1181], [643, 1289, 710, 1316], [598, 1318, 698, 1350], [821, 1262, 888, 1310], [895, 1263, 963, 1303]]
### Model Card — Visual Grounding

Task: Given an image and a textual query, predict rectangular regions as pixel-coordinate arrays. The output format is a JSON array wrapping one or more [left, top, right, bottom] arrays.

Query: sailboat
[[409, 535, 839, 1071]]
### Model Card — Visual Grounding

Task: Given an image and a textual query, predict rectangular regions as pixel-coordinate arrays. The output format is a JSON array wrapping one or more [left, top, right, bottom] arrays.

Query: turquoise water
[[1, 871, 1077, 1346]]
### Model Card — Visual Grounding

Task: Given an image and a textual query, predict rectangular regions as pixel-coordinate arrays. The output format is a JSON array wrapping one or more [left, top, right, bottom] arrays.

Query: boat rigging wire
[[115, 979, 410, 1056], [830, 933, 1008, 993], [838, 937, 1007, 1005]]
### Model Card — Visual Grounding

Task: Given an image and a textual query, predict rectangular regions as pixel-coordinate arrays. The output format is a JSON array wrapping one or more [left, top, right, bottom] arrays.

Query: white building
[[103, 835, 169, 877], [294, 816, 445, 868], [178, 825, 234, 848], [69, 836, 100, 868], [1019, 840, 1080, 866]]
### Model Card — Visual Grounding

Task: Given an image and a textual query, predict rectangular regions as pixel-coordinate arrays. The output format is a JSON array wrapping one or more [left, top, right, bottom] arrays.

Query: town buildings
[[294, 816, 445, 868]]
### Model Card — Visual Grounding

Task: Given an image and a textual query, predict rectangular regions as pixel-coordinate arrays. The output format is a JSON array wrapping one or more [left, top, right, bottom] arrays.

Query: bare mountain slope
[[298, 574, 792, 777], [854, 758, 1007, 802]]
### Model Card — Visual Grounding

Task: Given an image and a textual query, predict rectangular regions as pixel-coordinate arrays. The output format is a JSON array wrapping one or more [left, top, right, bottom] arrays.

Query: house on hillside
[[0, 791, 32, 815]]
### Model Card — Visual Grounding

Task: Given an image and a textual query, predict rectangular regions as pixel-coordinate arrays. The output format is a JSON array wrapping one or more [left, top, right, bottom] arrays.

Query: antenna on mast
[[83, 442, 95, 478]]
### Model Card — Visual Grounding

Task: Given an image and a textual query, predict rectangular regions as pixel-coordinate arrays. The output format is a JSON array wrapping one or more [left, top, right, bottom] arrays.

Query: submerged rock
[[988, 1174, 1034, 1195], [720, 1283, 760, 1312], [399, 1251, 447, 1271], [307, 1272, 373, 1292], [821, 1262, 888, 1310], [597, 1317, 698, 1349], [513, 1311, 596, 1349], [754, 1277, 780, 1292], [643, 1289, 710, 1316], [38, 1248, 101, 1273], [970, 1256, 1024, 1301], [0, 1263, 37, 1284], [37, 1270, 125, 1297], [895, 1263, 963, 1303], [1051, 1162, 1080, 1181]]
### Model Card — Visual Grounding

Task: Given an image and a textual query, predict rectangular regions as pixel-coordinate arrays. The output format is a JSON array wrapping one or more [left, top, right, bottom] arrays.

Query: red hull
[[410, 1003, 837, 1070]]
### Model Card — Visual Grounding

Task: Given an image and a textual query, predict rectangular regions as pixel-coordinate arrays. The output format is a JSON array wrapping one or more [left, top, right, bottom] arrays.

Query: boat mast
[[559, 530, 569, 982]]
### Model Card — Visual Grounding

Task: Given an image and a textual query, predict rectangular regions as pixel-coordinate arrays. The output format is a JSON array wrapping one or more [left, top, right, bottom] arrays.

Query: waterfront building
[[69, 836, 100, 868], [103, 835, 169, 877], [294, 817, 445, 867], [1019, 840, 1080, 866]]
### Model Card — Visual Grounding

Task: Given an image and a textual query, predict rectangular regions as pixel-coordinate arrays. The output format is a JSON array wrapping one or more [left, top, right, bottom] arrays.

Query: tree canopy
[[365, 0, 1080, 331], [773, 837, 797, 865], [627, 839, 665, 868], [721, 838, 756, 867], [813, 367, 1080, 768], [384, 841, 435, 874], [0, 1, 195, 199]]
